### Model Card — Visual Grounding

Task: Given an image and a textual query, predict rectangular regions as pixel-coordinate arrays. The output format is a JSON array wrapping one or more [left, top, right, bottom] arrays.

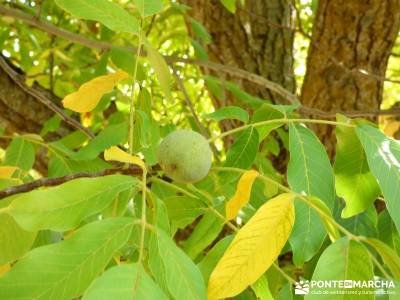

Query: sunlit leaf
[[0, 166, 18, 179], [146, 42, 172, 102], [83, 264, 168, 300], [150, 229, 207, 300], [104, 146, 146, 170], [0, 200, 36, 264], [225, 169, 259, 220], [62, 70, 129, 113], [133, 0, 164, 17], [208, 193, 295, 299], [3, 175, 137, 231], [334, 116, 380, 218], [0, 218, 133, 300], [356, 125, 400, 232], [4, 137, 35, 172], [55, 0, 139, 34]]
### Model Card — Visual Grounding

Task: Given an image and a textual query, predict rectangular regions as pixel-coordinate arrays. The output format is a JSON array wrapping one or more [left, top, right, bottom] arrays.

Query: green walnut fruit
[[157, 129, 212, 183]]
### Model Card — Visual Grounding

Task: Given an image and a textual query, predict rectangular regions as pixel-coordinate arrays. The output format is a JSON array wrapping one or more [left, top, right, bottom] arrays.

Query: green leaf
[[133, 0, 164, 17], [197, 235, 233, 282], [72, 122, 128, 161], [225, 126, 259, 169], [289, 201, 326, 266], [225, 82, 264, 108], [182, 211, 225, 259], [334, 117, 380, 218], [55, 0, 139, 34], [288, 124, 335, 266], [4, 137, 35, 171], [0, 200, 36, 264], [0, 218, 133, 300], [251, 104, 285, 141], [4, 175, 137, 231], [189, 17, 212, 44], [146, 42, 173, 103], [363, 238, 400, 280], [337, 205, 377, 238], [150, 229, 207, 300], [305, 237, 374, 300], [83, 264, 168, 300], [356, 125, 400, 232], [163, 196, 206, 230], [205, 106, 249, 123], [288, 124, 335, 208], [378, 210, 400, 255], [252, 276, 274, 300], [48, 155, 110, 177], [220, 0, 237, 13]]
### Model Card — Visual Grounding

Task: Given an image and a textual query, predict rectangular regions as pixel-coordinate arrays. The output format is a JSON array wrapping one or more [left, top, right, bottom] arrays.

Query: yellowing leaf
[[0, 264, 10, 277], [0, 166, 18, 179], [104, 146, 146, 171], [62, 70, 129, 113], [208, 193, 295, 299], [225, 170, 259, 220], [146, 43, 172, 102]]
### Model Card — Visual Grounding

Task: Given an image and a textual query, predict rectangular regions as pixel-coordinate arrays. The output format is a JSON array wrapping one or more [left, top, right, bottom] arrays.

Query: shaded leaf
[[72, 122, 128, 160], [225, 126, 259, 169], [206, 106, 249, 123], [363, 238, 400, 280], [305, 238, 374, 300]]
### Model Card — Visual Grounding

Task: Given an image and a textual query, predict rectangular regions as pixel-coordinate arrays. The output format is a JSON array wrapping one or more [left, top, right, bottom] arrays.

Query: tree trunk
[[301, 0, 400, 154], [183, 0, 296, 104]]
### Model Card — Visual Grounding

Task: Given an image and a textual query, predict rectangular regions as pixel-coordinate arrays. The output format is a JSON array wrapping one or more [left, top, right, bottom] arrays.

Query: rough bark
[[0, 57, 70, 173], [301, 0, 400, 154], [183, 0, 296, 104]]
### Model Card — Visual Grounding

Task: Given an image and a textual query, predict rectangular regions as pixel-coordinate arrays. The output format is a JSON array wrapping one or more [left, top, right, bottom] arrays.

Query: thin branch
[[0, 56, 95, 138], [0, 166, 142, 199], [3, 5, 400, 118]]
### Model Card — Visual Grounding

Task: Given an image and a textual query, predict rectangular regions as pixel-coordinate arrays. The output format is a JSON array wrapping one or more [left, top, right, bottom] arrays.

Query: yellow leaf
[[0, 264, 10, 277], [62, 70, 129, 113], [0, 166, 18, 179], [225, 170, 259, 220], [208, 193, 295, 299], [104, 146, 146, 171]]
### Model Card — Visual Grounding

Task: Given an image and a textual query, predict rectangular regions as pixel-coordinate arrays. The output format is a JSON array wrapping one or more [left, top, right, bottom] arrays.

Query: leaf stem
[[129, 25, 144, 155], [208, 118, 355, 143]]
